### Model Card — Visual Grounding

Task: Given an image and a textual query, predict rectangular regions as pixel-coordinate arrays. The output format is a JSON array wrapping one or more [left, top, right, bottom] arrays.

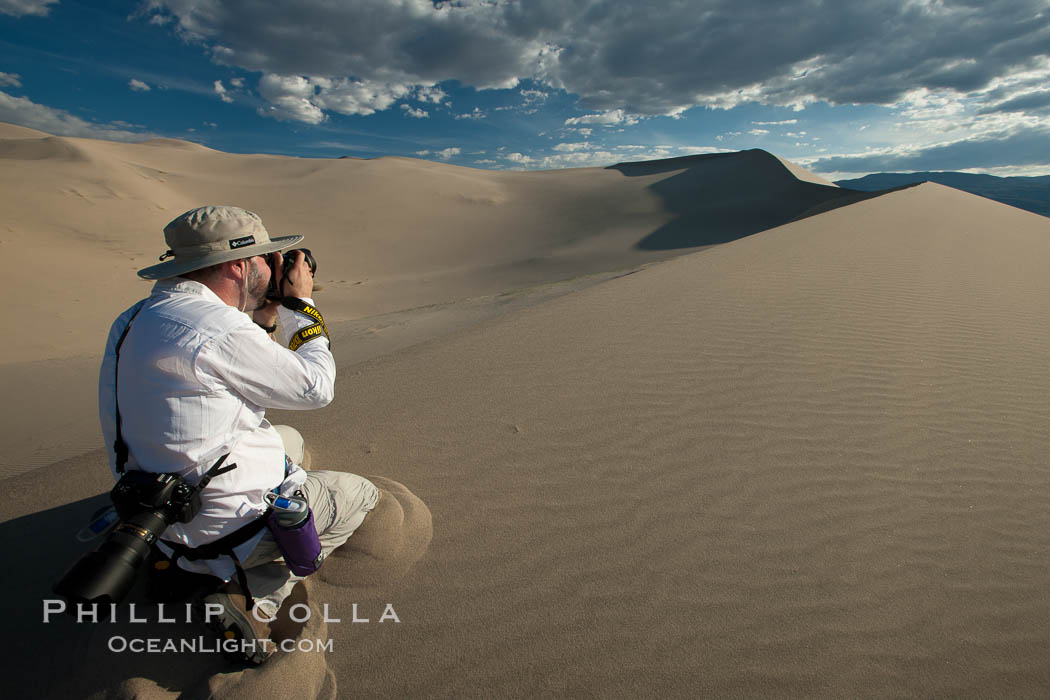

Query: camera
[[266, 248, 317, 301], [52, 471, 202, 608]]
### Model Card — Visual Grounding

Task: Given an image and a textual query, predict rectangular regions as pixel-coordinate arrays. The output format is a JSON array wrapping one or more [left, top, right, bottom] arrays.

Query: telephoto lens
[[52, 509, 167, 610]]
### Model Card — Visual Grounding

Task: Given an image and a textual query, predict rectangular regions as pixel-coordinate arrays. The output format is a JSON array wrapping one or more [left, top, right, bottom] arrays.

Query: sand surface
[[2, 124, 1049, 697]]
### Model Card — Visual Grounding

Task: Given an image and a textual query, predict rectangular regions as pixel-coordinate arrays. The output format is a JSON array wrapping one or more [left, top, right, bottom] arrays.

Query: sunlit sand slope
[[292, 182, 1049, 696]]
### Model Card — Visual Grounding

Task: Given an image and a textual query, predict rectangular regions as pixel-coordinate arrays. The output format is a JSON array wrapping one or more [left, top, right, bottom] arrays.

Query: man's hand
[[281, 250, 314, 299], [251, 250, 314, 331]]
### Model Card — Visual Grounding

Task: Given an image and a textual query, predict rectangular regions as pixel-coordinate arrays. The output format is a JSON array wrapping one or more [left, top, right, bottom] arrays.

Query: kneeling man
[[100, 205, 377, 663]]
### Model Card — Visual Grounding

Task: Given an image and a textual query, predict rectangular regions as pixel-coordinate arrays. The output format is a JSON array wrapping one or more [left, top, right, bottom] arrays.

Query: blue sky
[[2, 0, 1049, 178]]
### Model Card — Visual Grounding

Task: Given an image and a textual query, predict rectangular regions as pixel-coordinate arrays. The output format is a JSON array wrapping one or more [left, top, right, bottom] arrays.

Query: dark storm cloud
[[979, 90, 1050, 115], [146, 0, 1050, 115], [809, 124, 1050, 173]]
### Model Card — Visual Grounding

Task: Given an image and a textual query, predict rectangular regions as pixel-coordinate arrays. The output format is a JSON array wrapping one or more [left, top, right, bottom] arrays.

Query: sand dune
[[294, 182, 1050, 697], [0, 125, 863, 475], [0, 127, 859, 366], [3, 124, 1050, 697]]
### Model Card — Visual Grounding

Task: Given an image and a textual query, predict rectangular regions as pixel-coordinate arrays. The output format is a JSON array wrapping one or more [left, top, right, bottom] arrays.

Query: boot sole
[[192, 593, 274, 665]]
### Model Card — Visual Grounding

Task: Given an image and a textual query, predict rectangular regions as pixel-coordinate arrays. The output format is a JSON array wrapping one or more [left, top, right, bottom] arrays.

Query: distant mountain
[[834, 172, 1050, 218]]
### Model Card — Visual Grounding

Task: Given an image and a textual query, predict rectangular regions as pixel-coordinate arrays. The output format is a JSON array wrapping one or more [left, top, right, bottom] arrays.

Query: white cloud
[[213, 80, 233, 103], [256, 74, 325, 123], [415, 150, 430, 156], [317, 78, 413, 115], [553, 142, 589, 152], [0, 72, 21, 87], [436, 147, 461, 159], [454, 107, 486, 120], [255, 74, 416, 123], [520, 89, 548, 104], [229, 77, 244, 88], [129, 79, 151, 92], [535, 151, 617, 168], [0, 90, 153, 141], [564, 109, 638, 127], [679, 146, 732, 156], [504, 144, 735, 171], [748, 128, 769, 136], [753, 119, 798, 125], [415, 86, 447, 104], [0, 0, 58, 17], [401, 104, 429, 118]]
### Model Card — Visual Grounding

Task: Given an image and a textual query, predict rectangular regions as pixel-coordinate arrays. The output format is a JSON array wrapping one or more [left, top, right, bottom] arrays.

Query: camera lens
[[52, 510, 168, 609], [284, 248, 316, 275]]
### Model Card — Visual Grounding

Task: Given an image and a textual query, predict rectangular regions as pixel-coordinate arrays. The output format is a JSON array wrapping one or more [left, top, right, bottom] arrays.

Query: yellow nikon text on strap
[[281, 297, 330, 351]]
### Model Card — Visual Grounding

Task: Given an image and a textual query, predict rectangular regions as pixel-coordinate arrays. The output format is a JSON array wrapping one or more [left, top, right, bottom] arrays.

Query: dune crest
[[140, 137, 217, 151], [0, 122, 51, 139], [0, 135, 91, 162]]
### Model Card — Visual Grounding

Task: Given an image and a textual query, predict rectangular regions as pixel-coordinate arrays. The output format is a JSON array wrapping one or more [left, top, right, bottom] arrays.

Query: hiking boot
[[197, 583, 275, 665]]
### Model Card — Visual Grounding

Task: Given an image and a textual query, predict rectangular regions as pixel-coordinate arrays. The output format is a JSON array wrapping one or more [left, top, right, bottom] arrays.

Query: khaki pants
[[239, 469, 379, 613]]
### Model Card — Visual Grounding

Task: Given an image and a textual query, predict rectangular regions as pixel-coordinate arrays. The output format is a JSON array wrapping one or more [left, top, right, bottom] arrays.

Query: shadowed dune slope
[[609, 150, 879, 249]]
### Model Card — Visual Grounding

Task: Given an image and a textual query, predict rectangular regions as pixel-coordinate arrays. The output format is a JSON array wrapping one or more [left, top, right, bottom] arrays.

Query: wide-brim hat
[[138, 205, 304, 280]]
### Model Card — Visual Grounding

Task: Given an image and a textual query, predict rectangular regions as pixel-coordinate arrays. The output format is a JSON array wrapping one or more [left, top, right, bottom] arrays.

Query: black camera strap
[[111, 304, 237, 484], [112, 305, 143, 476], [280, 296, 330, 351]]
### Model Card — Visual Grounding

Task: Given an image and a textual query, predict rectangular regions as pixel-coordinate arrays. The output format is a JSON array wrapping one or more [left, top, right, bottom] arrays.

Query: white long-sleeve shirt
[[98, 277, 335, 574]]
